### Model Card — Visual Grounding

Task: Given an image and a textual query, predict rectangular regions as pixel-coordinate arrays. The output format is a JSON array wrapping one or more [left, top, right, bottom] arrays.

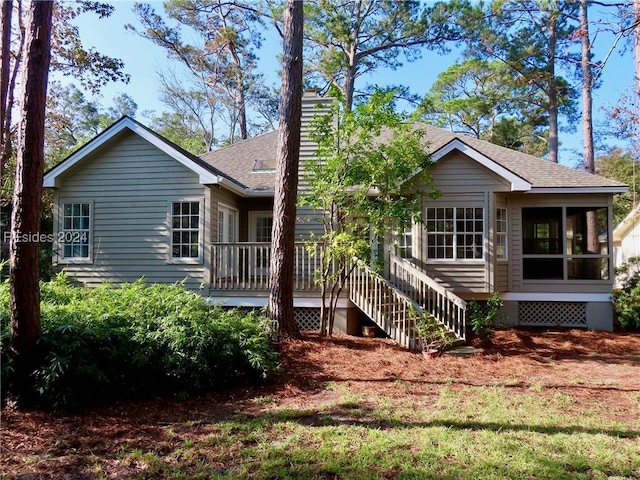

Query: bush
[[468, 292, 504, 344], [413, 312, 454, 355], [0, 275, 278, 410], [613, 257, 640, 331]]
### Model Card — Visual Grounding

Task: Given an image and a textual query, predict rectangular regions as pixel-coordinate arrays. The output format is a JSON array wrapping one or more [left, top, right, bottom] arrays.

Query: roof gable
[[415, 124, 627, 193], [428, 138, 532, 191], [44, 116, 222, 188]]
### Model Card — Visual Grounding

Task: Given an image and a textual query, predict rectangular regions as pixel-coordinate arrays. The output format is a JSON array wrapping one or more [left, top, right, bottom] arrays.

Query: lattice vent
[[220, 306, 320, 331], [295, 307, 321, 331], [518, 302, 587, 327]]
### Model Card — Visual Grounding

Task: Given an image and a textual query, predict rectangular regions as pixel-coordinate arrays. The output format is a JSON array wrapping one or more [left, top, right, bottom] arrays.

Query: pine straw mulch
[[2, 328, 640, 479]]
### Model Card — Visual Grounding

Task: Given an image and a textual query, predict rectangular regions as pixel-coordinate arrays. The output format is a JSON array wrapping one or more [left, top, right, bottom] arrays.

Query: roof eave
[[217, 177, 274, 197], [528, 187, 629, 194]]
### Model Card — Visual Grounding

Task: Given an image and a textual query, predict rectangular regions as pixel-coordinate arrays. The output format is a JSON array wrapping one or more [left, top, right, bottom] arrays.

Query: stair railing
[[389, 254, 467, 341], [349, 260, 425, 349]]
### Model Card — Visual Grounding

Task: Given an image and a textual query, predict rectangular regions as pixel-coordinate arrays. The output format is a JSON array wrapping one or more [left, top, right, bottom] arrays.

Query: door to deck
[[249, 212, 273, 277], [217, 204, 239, 278]]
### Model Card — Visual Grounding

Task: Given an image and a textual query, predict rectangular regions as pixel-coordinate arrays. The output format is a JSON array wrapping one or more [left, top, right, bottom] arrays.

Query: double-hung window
[[496, 208, 508, 260], [62, 203, 90, 259], [395, 226, 414, 259], [171, 201, 201, 260], [426, 207, 484, 260]]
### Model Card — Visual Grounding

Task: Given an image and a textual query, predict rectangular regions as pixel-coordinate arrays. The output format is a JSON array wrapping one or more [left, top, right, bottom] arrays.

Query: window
[[426, 207, 484, 260], [217, 204, 238, 243], [395, 227, 413, 259], [171, 201, 200, 259], [253, 215, 273, 243], [62, 203, 90, 259], [522, 206, 609, 280], [496, 208, 508, 260]]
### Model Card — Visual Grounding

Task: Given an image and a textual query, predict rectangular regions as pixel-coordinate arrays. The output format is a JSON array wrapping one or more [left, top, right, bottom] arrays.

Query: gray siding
[[298, 91, 332, 193], [419, 263, 487, 292], [54, 132, 208, 288], [295, 206, 325, 240], [411, 152, 510, 292], [295, 91, 333, 239], [495, 264, 509, 291], [422, 152, 511, 194]]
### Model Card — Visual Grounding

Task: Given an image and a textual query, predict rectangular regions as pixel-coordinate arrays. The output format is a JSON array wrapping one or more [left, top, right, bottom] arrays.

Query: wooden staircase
[[349, 255, 467, 350]]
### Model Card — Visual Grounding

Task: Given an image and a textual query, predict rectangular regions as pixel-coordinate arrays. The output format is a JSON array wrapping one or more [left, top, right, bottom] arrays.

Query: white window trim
[[425, 207, 485, 262], [393, 224, 416, 260], [167, 199, 204, 264], [217, 202, 239, 243], [59, 201, 93, 264], [248, 211, 274, 242]]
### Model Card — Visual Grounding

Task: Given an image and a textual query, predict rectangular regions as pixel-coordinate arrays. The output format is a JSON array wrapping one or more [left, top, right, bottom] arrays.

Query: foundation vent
[[228, 306, 321, 331], [295, 307, 321, 331], [518, 301, 587, 327]]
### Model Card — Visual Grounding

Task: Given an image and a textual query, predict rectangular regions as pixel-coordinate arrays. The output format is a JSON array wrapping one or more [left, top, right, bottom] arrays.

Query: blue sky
[[56, 1, 636, 168]]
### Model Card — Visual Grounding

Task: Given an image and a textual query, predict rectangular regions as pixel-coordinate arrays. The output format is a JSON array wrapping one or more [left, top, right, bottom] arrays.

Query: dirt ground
[[2, 328, 640, 479]]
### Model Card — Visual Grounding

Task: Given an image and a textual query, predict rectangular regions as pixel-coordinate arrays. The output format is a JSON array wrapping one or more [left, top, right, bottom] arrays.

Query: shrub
[[0, 276, 10, 407], [0, 275, 279, 410], [468, 292, 504, 344], [613, 257, 640, 331], [413, 312, 454, 355]]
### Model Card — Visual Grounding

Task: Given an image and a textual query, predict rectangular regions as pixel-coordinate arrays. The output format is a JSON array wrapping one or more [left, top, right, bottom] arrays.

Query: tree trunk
[[1, 0, 13, 170], [237, 86, 248, 140], [634, 0, 640, 135], [268, 0, 303, 337], [547, 9, 559, 164], [344, 63, 357, 112], [579, 0, 599, 276], [227, 42, 248, 140], [580, 0, 594, 175], [9, 0, 53, 407]]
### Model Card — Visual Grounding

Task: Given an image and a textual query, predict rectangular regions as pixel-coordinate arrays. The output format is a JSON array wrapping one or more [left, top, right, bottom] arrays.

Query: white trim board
[[205, 297, 349, 308], [501, 293, 612, 302]]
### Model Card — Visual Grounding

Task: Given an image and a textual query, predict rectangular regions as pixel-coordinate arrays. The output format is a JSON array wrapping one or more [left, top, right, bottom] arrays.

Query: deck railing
[[211, 242, 322, 291], [389, 254, 467, 340], [210, 243, 467, 346]]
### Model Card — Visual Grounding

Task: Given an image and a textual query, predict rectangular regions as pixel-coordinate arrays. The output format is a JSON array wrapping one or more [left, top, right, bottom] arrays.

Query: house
[[43, 90, 628, 344], [613, 204, 640, 269]]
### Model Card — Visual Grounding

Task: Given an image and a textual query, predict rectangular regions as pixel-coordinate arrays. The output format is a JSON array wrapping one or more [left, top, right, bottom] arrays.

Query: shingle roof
[[199, 130, 278, 191], [414, 124, 626, 190], [197, 124, 627, 193]]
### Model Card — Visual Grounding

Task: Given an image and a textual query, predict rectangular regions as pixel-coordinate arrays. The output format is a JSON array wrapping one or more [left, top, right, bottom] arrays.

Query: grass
[[104, 385, 639, 480]]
